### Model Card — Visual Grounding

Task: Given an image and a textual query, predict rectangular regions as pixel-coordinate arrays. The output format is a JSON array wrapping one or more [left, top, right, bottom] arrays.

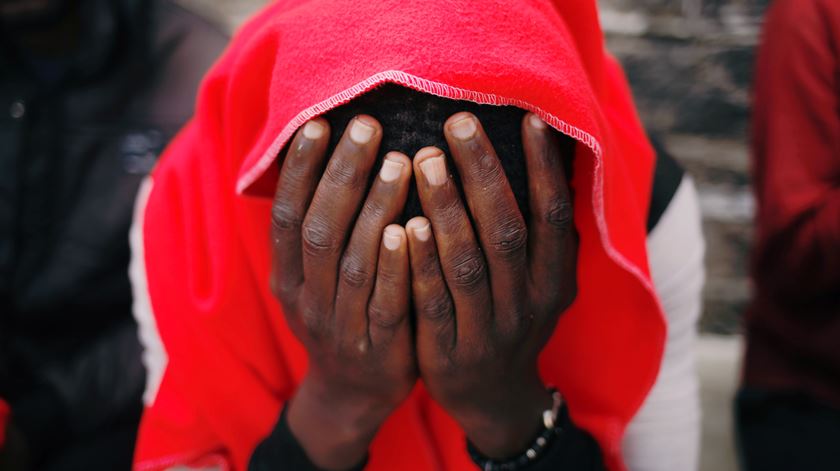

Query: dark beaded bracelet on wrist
[[466, 388, 564, 471]]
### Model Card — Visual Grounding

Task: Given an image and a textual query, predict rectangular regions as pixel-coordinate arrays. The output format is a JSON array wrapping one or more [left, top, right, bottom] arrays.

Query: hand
[[405, 112, 578, 458], [270, 115, 416, 469]]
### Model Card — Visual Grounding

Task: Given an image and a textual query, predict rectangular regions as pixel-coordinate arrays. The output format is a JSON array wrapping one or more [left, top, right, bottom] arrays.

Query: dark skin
[[270, 112, 578, 469]]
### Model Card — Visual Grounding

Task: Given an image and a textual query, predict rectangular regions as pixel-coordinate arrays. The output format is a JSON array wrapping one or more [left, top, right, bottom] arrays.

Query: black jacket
[[0, 1, 227, 468]]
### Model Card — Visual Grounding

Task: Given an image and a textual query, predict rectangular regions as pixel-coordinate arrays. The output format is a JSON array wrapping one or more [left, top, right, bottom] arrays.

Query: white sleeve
[[129, 177, 168, 407], [622, 176, 705, 471]]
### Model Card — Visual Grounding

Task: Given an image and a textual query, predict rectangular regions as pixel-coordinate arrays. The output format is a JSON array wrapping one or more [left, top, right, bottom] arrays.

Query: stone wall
[[600, 0, 770, 333], [182, 0, 770, 334]]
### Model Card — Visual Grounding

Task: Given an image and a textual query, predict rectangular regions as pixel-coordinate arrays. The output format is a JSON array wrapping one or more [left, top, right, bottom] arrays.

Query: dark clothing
[[647, 136, 684, 232], [736, 388, 840, 471], [746, 0, 840, 410], [0, 0, 227, 467], [250, 405, 605, 471], [740, 0, 840, 468]]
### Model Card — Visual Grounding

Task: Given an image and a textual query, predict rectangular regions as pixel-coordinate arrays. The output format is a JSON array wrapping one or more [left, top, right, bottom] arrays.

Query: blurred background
[[175, 2, 769, 470]]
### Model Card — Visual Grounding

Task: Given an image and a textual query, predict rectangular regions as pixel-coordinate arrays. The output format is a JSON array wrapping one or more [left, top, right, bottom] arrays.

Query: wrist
[[287, 375, 389, 470], [458, 381, 552, 459]]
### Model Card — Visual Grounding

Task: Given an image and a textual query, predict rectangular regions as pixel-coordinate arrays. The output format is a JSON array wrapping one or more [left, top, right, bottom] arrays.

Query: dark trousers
[[736, 388, 840, 471]]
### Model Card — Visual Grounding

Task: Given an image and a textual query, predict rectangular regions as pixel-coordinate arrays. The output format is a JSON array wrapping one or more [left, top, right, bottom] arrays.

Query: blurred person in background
[[0, 0, 226, 469], [739, 0, 840, 468]]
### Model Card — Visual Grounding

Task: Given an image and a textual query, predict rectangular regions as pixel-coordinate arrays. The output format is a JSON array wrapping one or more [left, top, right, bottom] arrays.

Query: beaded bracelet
[[467, 388, 564, 471]]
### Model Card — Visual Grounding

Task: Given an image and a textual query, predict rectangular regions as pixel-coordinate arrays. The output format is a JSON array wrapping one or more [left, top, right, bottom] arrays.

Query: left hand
[[405, 112, 579, 459]]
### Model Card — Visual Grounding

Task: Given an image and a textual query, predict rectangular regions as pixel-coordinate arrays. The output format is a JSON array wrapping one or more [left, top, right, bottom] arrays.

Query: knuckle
[[269, 275, 294, 303], [270, 201, 303, 232], [361, 198, 387, 220], [300, 305, 326, 336], [340, 255, 373, 289], [376, 264, 401, 285], [419, 293, 454, 322], [368, 303, 404, 329], [325, 158, 366, 189], [418, 253, 442, 279], [280, 163, 309, 186], [468, 149, 503, 182], [301, 218, 342, 257], [337, 335, 368, 358], [545, 198, 574, 233], [450, 251, 487, 292], [488, 216, 528, 257], [434, 200, 465, 231]]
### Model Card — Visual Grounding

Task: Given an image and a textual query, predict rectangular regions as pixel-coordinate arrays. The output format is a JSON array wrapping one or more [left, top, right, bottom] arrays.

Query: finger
[[413, 147, 491, 344], [336, 152, 412, 338], [271, 118, 331, 304], [367, 225, 411, 348], [406, 217, 456, 356], [444, 112, 528, 332], [301, 115, 382, 317], [521, 113, 578, 310]]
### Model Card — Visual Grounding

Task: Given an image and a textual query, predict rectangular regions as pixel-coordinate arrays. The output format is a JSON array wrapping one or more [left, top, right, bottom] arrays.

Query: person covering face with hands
[[131, 1, 704, 470]]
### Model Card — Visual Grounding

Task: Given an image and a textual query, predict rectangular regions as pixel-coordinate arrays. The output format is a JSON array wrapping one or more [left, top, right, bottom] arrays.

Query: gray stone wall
[[601, 0, 770, 333], [183, 0, 767, 334], [176, 0, 267, 32]]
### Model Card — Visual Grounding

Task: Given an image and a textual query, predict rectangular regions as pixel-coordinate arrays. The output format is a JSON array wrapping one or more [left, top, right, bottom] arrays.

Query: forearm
[[249, 406, 367, 471], [251, 395, 606, 471], [458, 378, 552, 458], [250, 376, 385, 471]]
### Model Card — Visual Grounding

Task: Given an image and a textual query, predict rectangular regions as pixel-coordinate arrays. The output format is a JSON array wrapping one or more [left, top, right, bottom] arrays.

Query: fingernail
[[529, 114, 547, 130], [413, 223, 431, 242], [379, 158, 404, 183], [383, 226, 402, 251], [350, 118, 375, 144], [450, 115, 477, 140], [302, 120, 325, 140], [419, 156, 447, 186]]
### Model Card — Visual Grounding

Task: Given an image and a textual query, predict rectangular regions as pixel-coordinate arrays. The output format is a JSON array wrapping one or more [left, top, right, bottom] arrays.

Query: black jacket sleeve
[[10, 320, 145, 455]]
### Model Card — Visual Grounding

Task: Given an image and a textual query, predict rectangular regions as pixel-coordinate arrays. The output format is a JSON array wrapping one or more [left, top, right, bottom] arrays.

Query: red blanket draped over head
[[131, 1, 665, 470]]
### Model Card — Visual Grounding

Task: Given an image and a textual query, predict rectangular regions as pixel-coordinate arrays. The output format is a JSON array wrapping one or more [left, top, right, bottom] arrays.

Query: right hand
[[270, 115, 416, 470]]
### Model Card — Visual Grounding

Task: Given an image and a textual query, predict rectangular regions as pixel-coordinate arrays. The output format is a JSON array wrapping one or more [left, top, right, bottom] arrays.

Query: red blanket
[[0, 398, 8, 447], [133, 1, 664, 470]]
